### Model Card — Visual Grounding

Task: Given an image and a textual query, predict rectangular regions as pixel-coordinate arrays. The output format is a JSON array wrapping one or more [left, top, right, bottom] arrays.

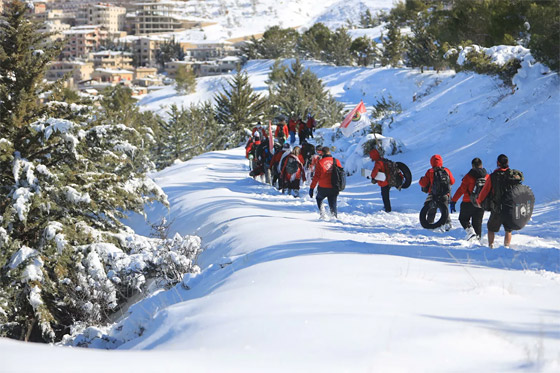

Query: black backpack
[[468, 168, 490, 210], [489, 168, 524, 213], [431, 167, 451, 197], [331, 158, 346, 192], [382, 158, 403, 188], [285, 156, 299, 175]]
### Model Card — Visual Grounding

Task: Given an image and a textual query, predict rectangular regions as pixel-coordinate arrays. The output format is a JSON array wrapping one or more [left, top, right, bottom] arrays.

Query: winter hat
[[369, 149, 380, 161], [283, 143, 291, 151], [430, 154, 443, 168]]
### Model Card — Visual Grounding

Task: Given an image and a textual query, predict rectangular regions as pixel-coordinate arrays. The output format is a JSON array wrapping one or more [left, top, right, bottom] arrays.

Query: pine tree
[[0, 0, 63, 133], [297, 23, 332, 61], [350, 36, 381, 67], [268, 59, 343, 127], [406, 13, 442, 73], [0, 0, 167, 342], [381, 21, 405, 67], [214, 70, 267, 146], [327, 28, 354, 66], [175, 66, 197, 94]]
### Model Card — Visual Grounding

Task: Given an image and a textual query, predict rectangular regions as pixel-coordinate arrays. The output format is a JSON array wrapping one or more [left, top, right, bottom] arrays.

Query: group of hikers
[[368, 151, 525, 249], [246, 120, 528, 250]]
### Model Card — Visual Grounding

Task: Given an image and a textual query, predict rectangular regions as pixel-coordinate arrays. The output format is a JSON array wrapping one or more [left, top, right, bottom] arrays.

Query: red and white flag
[[339, 100, 370, 137]]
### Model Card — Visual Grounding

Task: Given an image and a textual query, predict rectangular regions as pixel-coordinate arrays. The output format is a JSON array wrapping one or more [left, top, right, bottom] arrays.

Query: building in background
[[62, 25, 108, 58], [81, 3, 126, 33], [46, 60, 95, 86], [90, 50, 133, 69]]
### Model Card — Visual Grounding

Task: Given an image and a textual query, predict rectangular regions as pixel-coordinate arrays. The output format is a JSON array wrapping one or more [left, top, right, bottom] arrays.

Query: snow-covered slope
[[130, 0, 393, 44], [2, 58, 560, 372]]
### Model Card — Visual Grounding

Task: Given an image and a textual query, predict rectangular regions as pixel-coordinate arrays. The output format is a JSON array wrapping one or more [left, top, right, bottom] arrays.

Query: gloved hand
[[371, 179, 377, 184], [450, 201, 456, 213], [309, 188, 314, 198]]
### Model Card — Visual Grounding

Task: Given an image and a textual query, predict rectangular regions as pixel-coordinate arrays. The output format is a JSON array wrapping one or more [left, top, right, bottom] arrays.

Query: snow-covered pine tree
[[267, 59, 343, 127], [0, 0, 202, 343], [406, 13, 443, 73], [214, 69, 267, 146], [381, 20, 405, 67], [327, 28, 353, 66]]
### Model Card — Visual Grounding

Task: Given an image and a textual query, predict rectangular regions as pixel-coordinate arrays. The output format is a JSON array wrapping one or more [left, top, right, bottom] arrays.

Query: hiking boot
[[465, 227, 477, 241]]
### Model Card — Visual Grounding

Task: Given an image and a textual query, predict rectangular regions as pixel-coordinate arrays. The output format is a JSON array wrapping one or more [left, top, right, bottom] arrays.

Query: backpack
[[489, 169, 524, 213], [285, 156, 299, 175], [431, 167, 451, 197], [331, 158, 346, 192], [468, 168, 490, 210], [382, 158, 403, 188]]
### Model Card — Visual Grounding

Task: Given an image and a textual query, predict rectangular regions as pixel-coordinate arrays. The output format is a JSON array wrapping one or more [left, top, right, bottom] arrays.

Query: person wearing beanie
[[476, 154, 514, 249], [369, 149, 392, 212], [450, 157, 489, 240]]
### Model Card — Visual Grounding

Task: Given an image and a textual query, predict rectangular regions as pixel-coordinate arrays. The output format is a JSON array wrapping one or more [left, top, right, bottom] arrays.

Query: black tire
[[419, 200, 449, 229], [501, 184, 535, 230], [396, 162, 412, 189]]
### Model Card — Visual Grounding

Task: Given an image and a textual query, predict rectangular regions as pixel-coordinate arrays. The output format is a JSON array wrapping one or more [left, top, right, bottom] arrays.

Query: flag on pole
[[268, 120, 273, 152], [339, 100, 370, 137]]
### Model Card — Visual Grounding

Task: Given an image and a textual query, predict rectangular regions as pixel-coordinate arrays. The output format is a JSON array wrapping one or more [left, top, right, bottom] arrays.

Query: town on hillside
[[2, 0, 250, 96]]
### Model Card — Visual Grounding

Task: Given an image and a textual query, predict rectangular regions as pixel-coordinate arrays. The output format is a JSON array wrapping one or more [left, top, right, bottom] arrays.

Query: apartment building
[[90, 50, 133, 69], [38, 19, 71, 40], [62, 25, 108, 58], [131, 37, 162, 67], [82, 3, 126, 33], [46, 60, 94, 85], [184, 41, 237, 61], [91, 68, 134, 84], [131, 1, 210, 35]]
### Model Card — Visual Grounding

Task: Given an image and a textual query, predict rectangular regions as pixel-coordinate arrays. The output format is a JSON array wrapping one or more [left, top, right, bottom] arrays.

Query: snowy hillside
[[131, 0, 393, 44], [3, 54, 560, 371]]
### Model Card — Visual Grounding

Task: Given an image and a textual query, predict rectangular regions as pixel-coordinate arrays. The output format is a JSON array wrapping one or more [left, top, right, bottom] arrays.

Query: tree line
[[242, 0, 559, 75]]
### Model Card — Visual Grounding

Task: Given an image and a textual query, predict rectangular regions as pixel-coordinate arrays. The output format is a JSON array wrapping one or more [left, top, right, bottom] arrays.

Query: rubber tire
[[396, 162, 412, 189], [419, 200, 449, 229]]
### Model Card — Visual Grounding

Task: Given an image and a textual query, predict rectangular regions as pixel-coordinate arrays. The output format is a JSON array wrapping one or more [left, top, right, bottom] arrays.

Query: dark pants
[[316, 187, 339, 217], [425, 195, 450, 224], [459, 201, 484, 237], [381, 185, 391, 212]]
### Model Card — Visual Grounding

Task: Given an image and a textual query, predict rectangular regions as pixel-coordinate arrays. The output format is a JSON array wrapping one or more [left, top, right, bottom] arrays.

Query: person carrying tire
[[475, 154, 519, 249], [450, 157, 488, 240], [369, 149, 392, 212], [419, 154, 455, 230]]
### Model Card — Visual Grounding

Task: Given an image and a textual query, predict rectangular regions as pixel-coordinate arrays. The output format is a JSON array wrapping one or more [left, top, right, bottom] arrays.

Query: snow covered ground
[[3, 54, 560, 371]]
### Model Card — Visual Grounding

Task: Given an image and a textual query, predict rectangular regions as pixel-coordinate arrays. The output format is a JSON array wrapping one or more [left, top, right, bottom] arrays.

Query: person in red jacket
[[281, 146, 306, 197], [288, 114, 298, 145], [274, 120, 289, 145], [309, 147, 342, 218], [306, 114, 316, 139], [419, 154, 455, 229], [369, 149, 392, 212], [475, 154, 514, 249], [450, 157, 488, 240]]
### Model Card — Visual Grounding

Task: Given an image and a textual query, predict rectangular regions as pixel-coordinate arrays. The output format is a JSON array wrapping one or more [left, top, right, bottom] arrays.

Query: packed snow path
[[2, 147, 560, 372]]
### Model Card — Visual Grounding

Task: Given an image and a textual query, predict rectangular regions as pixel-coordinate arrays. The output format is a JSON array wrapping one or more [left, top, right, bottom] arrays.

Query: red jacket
[[310, 155, 342, 189], [245, 140, 261, 158], [270, 149, 285, 169], [476, 167, 509, 205], [369, 149, 389, 188], [281, 154, 306, 182], [419, 155, 455, 193], [288, 119, 298, 132], [275, 124, 289, 139], [306, 117, 316, 129], [451, 168, 489, 203]]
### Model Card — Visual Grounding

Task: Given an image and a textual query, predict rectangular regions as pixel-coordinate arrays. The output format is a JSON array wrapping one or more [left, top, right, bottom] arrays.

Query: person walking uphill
[[419, 154, 455, 230], [450, 157, 488, 240], [309, 147, 342, 219], [369, 149, 392, 212], [475, 154, 518, 249]]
